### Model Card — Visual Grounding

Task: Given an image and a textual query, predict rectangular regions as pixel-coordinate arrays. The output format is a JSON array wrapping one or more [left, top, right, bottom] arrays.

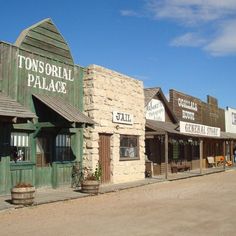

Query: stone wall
[[83, 64, 145, 184]]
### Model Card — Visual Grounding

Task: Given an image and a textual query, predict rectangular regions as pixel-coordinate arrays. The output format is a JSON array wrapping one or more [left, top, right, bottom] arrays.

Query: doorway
[[99, 134, 111, 184]]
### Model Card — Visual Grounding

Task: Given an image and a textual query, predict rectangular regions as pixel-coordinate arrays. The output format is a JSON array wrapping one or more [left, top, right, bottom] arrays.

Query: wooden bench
[[207, 156, 216, 168], [171, 160, 191, 173]]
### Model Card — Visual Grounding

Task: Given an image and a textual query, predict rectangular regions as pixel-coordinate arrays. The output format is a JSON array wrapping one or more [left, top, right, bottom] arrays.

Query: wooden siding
[[0, 43, 83, 115], [36, 167, 52, 187], [0, 19, 86, 194], [15, 19, 73, 64], [169, 89, 225, 131]]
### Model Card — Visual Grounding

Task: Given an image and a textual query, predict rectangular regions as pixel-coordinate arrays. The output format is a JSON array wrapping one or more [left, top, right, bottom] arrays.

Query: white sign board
[[112, 111, 133, 125], [232, 112, 236, 125], [180, 121, 221, 137], [145, 99, 165, 121]]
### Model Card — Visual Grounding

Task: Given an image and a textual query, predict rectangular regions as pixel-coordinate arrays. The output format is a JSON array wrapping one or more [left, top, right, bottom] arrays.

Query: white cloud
[[146, 0, 236, 25], [120, 10, 141, 17], [120, 0, 236, 56], [204, 20, 236, 56], [170, 32, 207, 47]]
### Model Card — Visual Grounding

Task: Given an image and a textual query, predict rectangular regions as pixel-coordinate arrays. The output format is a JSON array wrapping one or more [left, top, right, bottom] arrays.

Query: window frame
[[54, 134, 72, 162], [119, 135, 139, 161], [10, 132, 31, 162]]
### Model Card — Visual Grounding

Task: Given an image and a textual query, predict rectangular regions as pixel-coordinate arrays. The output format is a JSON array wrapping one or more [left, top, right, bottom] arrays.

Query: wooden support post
[[165, 133, 169, 180], [223, 140, 226, 170], [230, 140, 234, 164], [200, 139, 203, 174]]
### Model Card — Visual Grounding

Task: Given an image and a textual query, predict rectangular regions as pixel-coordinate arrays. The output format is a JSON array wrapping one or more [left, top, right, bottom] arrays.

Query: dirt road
[[1, 170, 236, 236]]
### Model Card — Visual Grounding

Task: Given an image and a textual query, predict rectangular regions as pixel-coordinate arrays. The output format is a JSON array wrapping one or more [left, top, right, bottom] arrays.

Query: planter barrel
[[81, 180, 100, 195], [11, 186, 36, 205]]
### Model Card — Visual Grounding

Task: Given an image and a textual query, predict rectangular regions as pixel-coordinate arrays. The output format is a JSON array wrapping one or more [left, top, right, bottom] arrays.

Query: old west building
[[0, 19, 94, 194], [145, 88, 235, 177], [225, 107, 236, 158], [169, 89, 236, 167], [83, 65, 146, 184]]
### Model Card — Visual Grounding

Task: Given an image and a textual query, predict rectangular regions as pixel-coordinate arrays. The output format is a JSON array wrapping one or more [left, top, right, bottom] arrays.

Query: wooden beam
[[223, 140, 226, 170], [165, 132, 169, 180], [199, 139, 203, 174]]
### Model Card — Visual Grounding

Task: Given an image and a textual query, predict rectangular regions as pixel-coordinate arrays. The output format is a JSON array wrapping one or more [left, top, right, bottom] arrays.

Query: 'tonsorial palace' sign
[[18, 55, 74, 94]]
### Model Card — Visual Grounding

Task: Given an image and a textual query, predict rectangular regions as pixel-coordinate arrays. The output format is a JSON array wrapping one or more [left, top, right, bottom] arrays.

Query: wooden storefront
[[144, 88, 236, 177], [0, 19, 94, 194]]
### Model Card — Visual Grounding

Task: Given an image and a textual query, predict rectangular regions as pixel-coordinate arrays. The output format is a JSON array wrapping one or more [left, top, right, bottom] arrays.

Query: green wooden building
[[0, 18, 94, 194]]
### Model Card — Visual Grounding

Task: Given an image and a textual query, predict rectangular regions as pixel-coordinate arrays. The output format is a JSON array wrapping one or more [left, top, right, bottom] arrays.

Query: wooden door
[[99, 134, 111, 184], [35, 136, 52, 187]]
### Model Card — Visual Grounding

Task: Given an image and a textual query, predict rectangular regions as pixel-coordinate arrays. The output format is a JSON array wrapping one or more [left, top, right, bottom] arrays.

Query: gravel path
[[1, 170, 236, 236]]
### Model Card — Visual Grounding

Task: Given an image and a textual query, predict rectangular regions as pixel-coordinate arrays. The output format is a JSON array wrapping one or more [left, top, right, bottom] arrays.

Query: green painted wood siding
[[0, 43, 83, 113], [15, 18, 73, 64]]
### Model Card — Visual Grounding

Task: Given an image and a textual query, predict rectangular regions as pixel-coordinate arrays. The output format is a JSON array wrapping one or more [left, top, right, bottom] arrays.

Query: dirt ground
[[1, 170, 236, 236]]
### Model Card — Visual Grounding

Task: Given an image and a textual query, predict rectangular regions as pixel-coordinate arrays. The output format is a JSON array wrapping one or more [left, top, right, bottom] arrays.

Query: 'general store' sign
[[18, 55, 74, 94], [112, 111, 133, 125], [180, 121, 220, 137]]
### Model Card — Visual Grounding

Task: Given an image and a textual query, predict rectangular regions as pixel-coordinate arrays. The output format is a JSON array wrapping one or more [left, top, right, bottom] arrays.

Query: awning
[[146, 119, 179, 135], [0, 92, 36, 120], [146, 119, 236, 140], [33, 94, 95, 125]]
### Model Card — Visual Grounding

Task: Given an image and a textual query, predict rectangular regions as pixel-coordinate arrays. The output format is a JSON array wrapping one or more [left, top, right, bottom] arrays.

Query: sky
[[0, 0, 236, 109]]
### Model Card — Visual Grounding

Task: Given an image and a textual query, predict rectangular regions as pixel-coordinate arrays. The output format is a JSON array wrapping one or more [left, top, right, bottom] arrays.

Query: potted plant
[[11, 182, 35, 205], [81, 162, 102, 195]]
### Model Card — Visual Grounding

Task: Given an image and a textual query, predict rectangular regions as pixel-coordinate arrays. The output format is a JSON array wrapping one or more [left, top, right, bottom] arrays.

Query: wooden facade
[[145, 88, 235, 177], [0, 19, 93, 194]]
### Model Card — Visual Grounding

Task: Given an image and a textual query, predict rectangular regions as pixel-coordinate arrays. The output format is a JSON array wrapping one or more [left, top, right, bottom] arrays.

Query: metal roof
[[33, 94, 95, 125], [0, 92, 36, 119]]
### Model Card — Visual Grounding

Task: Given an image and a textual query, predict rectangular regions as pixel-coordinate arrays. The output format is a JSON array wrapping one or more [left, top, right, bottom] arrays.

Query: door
[[99, 134, 111, 184], [35, 136, 52, 187]]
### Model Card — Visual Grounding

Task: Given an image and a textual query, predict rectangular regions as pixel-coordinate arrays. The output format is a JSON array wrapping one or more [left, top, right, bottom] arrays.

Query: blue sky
[[1, 0, 236, 108]]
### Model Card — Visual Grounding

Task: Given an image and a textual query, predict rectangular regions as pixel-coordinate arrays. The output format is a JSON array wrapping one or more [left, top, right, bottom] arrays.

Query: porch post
[[223, 140, 226, 170], [165, 132, 169, 180], [230, 140, 234, 164], [199, 139, 203, 174]]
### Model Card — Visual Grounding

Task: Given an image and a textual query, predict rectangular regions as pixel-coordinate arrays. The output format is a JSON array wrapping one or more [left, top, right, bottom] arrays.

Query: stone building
[[83, 65, 145, 184]]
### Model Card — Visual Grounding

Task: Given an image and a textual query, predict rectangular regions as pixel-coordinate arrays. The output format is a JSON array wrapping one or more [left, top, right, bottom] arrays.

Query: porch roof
[[33, 94, 95, 125], [0, 92, 36, 119], [146, 119, 236, 140]]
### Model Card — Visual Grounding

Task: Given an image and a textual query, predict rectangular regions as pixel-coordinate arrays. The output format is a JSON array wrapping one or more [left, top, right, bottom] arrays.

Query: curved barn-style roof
[[15, 18, 74, 64]]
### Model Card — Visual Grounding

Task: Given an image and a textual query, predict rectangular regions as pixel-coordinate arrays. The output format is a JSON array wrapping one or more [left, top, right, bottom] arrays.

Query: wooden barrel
[[81, 180, 99, 195], [11, 186, 35, 205]]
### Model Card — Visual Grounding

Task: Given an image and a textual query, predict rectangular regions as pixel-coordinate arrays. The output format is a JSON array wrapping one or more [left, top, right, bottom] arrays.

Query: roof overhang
[[0, 92, 36, 122], [33, 94, 95, 125], [146, 119, 236, 140]]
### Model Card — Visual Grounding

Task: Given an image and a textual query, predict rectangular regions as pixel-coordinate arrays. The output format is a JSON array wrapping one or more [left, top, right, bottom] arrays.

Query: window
[[120, 135, 139, 160], [11, 132, 30, 162], [55, 134, 72, 161]]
